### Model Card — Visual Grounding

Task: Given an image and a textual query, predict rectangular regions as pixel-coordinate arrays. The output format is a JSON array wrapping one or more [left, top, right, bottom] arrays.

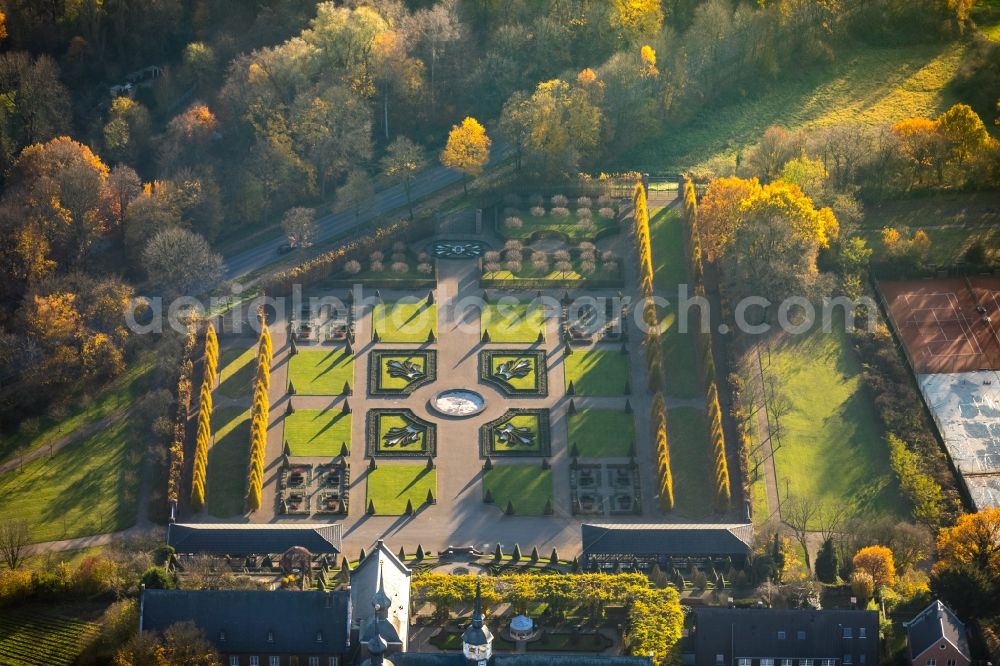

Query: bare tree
[[817, 502, 847, 543], [782, 496, 819, 572], [0, 519, 31, 569], [281, 207, 315, 248]]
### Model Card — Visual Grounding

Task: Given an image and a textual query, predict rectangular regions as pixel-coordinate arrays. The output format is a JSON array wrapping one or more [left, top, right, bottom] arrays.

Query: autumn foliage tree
[[705, 382, 731, 511], [852, 545, 896, 591], [651, 392, 673, 510], [190, 323, 219, 511], [440, 117, 491, 195], [247, 323, 272, 511]]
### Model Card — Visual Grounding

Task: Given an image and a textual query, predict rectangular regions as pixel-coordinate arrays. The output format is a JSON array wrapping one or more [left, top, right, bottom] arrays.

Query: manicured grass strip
[[373, 301, 437, 342], [0, 416, 141, 543], [0, 356, 154, 464], [768, 316, 906, 527], [217, 345, 257, 399], [483, 464, 552, 516], [666, 407, 715, 520], [649, 207, 701, 399], [564, 349, 629, 396], [206, 407, 250, 518], [481, 303, 546, 343], [366, 464, 436, 515], [0, 606, 100, 666], [287, 348, 354, 395], [568, 410, 635, 458], [283, 409, 350, 457]]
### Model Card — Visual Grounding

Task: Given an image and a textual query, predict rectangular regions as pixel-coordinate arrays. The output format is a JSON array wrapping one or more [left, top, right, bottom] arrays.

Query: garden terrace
[[568, 409, 635, 458], [564, 348, 630, 397], [480, 300, 548, 343], [323, 243, 437, 288], [373, 298, 438, 343], [496, 194, 622, 243], [366, 463, 437, 515], [479, 350, 548, 396], [287, 347, 355, 395], [282, 408, 351, 457], [482, 463, 554, 516], [367, 409, 437, 457], [570, 463, 642, 516], [368, 349, 437, 395], [480, 409, 552, 458]]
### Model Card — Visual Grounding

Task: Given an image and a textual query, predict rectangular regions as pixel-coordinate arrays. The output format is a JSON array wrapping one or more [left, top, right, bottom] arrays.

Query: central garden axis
[[198, 191, 720, 553]]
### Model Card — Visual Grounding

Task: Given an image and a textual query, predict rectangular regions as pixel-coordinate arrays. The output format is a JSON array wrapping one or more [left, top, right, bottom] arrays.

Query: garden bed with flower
[[480, 240, 624, 288], [321, 240, 437, 288], [496, 194, 621, 243]]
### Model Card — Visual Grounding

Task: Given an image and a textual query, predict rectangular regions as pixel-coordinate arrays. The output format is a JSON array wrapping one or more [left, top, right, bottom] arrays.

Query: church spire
[[472, 577, 484, 627], [371, 561, 391, 614], [462, 577, 493, 663]]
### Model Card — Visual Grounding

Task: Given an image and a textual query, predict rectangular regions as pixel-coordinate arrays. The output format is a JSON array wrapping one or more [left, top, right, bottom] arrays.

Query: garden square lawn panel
[[283, 408, 351, 457], [482, 302, 547, 343], [365, 464, 437, 514], [564, 349, 629, 396], [288, 348, 355, 395], [490, 354, 539, 391], [568, 410, 635, 457], [0, 415, 142, 543], [373, 300, 437, 342], [380, 353, 427, 391], [217, 345, 257, 399], [207, 407, 250, 518], [483, 464, 553, 515], [490, 414, 544, 455]]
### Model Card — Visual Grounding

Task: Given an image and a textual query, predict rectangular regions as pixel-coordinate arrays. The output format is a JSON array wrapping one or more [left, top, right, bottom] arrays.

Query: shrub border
[[367, 349, 438, 396], [366, 408, 437, 458], [478, 350, 548, 397], [479, 408, 551, 458]]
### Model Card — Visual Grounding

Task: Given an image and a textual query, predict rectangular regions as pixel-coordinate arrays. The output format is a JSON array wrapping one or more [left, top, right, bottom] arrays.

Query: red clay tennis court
[[878, 277, 1000, 374]]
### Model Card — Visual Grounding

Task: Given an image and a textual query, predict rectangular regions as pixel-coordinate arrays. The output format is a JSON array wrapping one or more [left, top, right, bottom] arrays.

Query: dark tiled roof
[[906, 600, 971, 660], [581, 523, 753, 557], [141, 589, 350, 654], [167, 523, 342, 555], [389, 656, 651, 665], [692, 608, 880, 664]]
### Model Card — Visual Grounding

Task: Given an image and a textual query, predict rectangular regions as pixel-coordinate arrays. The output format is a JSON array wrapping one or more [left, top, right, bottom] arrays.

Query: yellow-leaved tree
[[440, 117, 491, 196]]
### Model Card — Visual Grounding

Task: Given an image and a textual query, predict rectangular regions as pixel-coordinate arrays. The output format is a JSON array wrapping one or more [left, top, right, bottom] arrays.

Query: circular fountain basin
[[431, 389, 486, 417]]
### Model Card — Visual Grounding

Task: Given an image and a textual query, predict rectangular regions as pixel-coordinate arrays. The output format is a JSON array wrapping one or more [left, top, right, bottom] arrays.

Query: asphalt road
[[221, 149, 508, 282]]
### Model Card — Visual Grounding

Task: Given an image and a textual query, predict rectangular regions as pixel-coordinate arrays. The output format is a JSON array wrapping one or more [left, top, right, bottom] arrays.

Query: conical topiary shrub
[[511, 544, 522, 562], [415, 544, 425, 560], [544, 498, 554, 515], [340, 442, 349, 457], [427, 329, 435, 343], [567, 380, 575, 396], [342, 381, 352, 396], [369, 457, 377, 471], [341, 399, 351, 414], [426, 488, 436, 505], [625, 399, 632, 414], [484, 488, 494, 503], [493, 543, 503, 560], [286, 401, 294, 415], [288, 381, 296, 395], [505, 500, 515, 516], [367, 500, 375, 515], [568, 399, 576, 414], [482, 329, 491, 343], [405, 499, 414, 516]]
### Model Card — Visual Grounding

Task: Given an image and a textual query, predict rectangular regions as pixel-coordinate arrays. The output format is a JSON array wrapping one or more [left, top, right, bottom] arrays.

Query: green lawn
[[366, 464, 436, 514], [0, 356, 154, 464], [287, 348, 354, 395], [628, 42, 966, 172], [283, 408, 351, 457], [0, 415, 142, 543], [207, 407, 249, 518], [483, 464, 553, 515], [218, 344, 257, 399], [491, 414, 544, 455], [482, 302, 547, 343], [650, 207, 702, 399], [564, 349, 629, 396], [568, 410, 635, 458], [666, 407, 715, 520], [373, 300, 437, 342], [767, 315, 907, 527]]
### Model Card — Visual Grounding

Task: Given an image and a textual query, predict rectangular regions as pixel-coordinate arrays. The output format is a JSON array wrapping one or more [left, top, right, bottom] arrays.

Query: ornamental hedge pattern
[[478, 349, 548, 396], [479, 408, 551, 458], [366, 408, 437, 458], [367, 349, 437, 396]]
